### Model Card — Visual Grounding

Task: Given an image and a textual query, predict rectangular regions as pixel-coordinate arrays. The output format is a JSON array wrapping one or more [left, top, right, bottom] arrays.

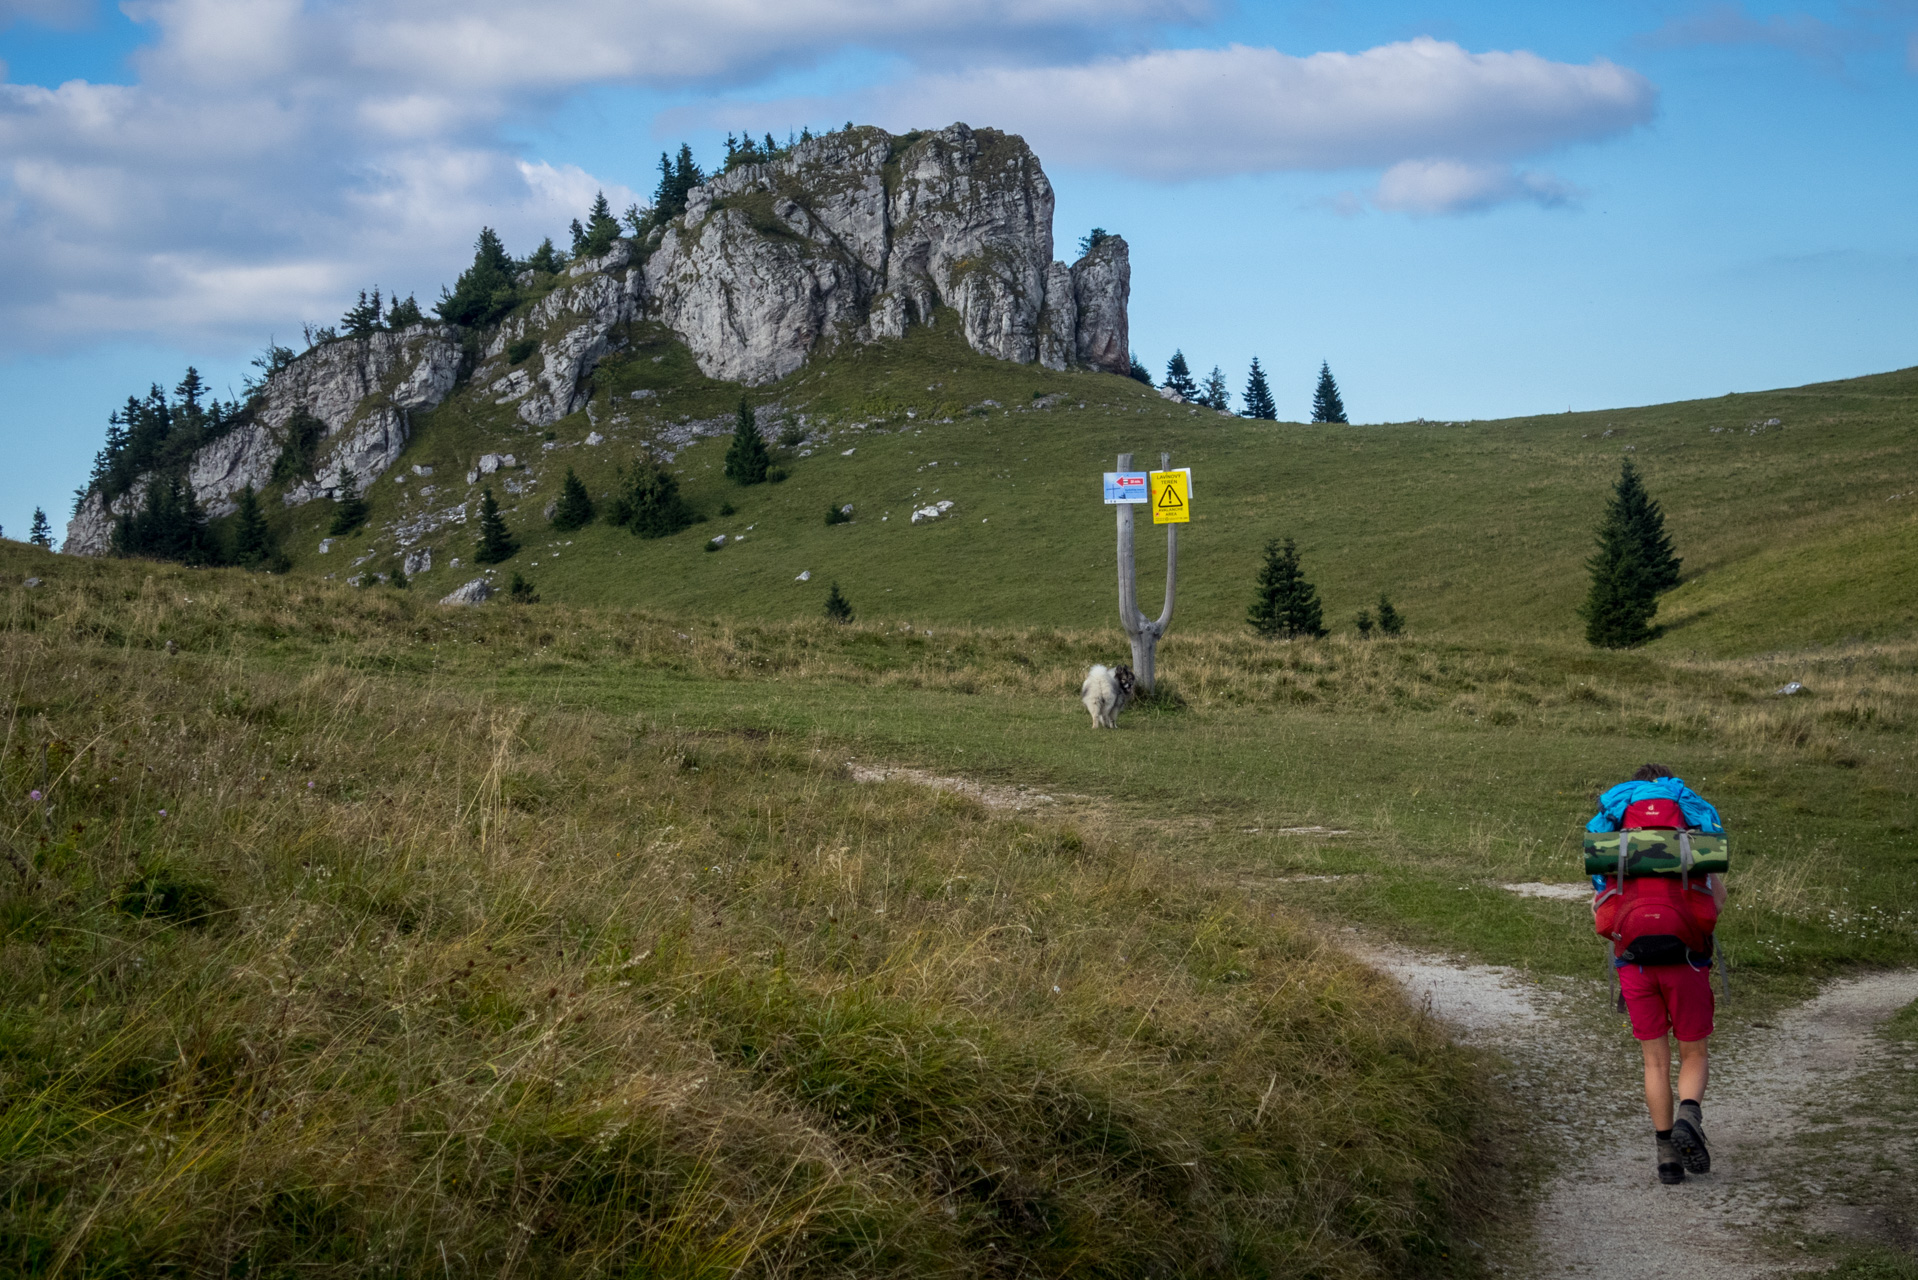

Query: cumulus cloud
[[0, 0, 92, 27], [837, 39, 1656, 182], [0, 0, 1207, 355], [1372, 159, 1581, 215]]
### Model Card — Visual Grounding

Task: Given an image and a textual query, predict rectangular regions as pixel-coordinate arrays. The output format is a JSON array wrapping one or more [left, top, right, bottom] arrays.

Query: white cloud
[[1373, 159, 1581, 215], [840, 39, 1655, 182], [0, 0, 1210, 356]]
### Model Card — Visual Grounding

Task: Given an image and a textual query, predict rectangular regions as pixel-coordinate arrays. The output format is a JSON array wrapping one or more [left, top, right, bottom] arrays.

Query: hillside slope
[[272, 316, 1918, 657]]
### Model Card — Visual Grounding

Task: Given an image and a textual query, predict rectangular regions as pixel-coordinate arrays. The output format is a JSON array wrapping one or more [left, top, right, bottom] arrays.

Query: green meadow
[[8, 328, 1917, 1274]]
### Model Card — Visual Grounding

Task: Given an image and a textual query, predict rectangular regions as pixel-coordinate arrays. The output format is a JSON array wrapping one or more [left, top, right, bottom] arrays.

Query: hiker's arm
[[1708, 873, 1725, 909]]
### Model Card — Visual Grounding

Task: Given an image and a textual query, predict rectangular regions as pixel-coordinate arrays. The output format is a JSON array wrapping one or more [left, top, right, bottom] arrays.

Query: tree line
[[1133, 349, 1349, 423]]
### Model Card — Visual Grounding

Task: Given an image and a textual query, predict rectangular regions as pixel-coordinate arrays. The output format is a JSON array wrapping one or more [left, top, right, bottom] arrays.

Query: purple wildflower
[[29, 790, 41, 802]]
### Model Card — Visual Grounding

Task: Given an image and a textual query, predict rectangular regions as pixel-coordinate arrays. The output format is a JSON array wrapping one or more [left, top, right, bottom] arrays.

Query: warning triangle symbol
[[1155, 483, 1184, 509]]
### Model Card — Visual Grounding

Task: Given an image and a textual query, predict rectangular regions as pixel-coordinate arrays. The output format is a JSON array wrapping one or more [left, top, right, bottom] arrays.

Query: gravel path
[[1357, 940, 1918, 1279]]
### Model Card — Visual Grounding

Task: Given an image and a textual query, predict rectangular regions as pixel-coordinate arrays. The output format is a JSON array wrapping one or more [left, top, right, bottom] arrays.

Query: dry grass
[[0, 553, 1490, 1277]]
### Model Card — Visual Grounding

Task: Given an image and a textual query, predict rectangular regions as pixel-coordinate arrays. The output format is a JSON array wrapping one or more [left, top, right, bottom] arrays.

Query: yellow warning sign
[[1149, 468, 1191, 524]]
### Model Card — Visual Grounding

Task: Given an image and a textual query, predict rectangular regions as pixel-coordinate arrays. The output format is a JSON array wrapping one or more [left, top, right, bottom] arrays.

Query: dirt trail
[[1359, 939, 1918, 1279]]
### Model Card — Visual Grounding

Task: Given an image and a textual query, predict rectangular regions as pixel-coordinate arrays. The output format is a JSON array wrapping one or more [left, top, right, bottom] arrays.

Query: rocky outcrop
[[643, 124, 1128, 385], [1071, 235, 1130, 375], [487, 245, 642, 427]]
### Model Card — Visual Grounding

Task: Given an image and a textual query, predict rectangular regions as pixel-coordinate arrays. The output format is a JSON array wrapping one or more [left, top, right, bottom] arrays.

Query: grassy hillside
[[256, 314, 1918, 657], [0, 550, 1493, 1278]]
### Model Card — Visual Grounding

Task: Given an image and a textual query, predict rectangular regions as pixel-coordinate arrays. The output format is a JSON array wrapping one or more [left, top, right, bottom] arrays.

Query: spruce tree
[[231, 484, 273, 567], [1162, 350, 1200, 400], [435, 228, 519, 328], [474, 486, 517, 563], [1128, 353, 1154, 386], [824, 582, 853, 623], [1354, 609, 1374, 637], [526, 238, 566, 275], [27, 508, 52, 548], [387, 295, 424, 327], [1311, 362, 1349, 424], [390, 563, 408, 589], [1581, 462, 1672, 648], [341, 288, 383, 336], [328, 468, 369, 535], [1247, 537, 1326, 638], [1376, 593, 1404, 636], [1199, 366, 1232, 412], [1610, 458, 1681, 593], [1241, 358, 1277, 420], [614, 457, 694, 538], [723, 398, 769, 485], [650, 144, 706, 224], [551, 468, 595, 531]]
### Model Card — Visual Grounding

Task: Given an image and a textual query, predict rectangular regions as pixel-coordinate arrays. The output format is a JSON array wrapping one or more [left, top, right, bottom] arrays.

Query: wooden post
[[1116, 451, 1177, 692]]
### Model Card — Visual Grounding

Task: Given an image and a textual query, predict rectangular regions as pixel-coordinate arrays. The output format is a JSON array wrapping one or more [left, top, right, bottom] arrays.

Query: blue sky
[[2, 0, 1915, 545]]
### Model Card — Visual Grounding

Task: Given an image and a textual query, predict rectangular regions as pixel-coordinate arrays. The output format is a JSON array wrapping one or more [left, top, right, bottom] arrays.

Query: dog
[[1080, 663, 1137, 728]]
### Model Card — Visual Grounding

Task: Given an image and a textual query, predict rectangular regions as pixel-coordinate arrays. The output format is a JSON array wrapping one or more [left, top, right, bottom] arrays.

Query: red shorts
[[1619, 962, 1715, 1042]]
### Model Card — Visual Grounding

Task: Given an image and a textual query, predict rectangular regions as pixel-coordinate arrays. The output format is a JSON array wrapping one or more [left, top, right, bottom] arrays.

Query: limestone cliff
[[644, 124, 1127, 384], [64, 122, 1129, 556]]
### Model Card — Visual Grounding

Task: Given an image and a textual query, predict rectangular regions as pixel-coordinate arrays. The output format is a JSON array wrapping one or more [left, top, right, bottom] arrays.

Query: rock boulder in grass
[[439, 578, 493, 605], [641, 123, 1130, 385]]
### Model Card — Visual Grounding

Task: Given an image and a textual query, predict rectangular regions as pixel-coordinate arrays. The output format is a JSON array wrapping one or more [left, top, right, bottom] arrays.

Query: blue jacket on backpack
[[1585, 776, 1724, 835]]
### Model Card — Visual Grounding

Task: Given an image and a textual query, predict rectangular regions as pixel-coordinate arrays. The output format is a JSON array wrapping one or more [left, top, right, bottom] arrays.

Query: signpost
[[1112, 452, 1183, 693], [1149, 468, 1191, 524]]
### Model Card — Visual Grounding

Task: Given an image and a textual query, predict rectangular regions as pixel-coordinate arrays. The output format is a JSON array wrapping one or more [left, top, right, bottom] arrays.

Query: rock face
[[63, 123, 1131, 556], [643, 124, 1128, 384]]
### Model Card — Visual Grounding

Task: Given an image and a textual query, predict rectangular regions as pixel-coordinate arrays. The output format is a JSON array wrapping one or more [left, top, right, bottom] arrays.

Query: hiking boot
[[1656, 1135, 1686, 1184], [1671, 1102, 1711, 1175]]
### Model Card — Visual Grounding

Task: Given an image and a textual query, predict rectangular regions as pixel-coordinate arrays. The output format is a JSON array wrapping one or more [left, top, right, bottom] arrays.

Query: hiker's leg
[[1676, 1037, 1709, 1105], [1641, 1035, 1675, 1130]]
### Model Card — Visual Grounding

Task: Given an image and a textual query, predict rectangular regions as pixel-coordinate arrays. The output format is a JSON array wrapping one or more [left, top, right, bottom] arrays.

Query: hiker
[[1588, 763, 1726, 1185]]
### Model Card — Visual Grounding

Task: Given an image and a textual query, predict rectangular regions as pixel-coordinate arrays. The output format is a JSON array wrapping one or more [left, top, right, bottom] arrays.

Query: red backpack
[[1594, 819, 1719, 965]]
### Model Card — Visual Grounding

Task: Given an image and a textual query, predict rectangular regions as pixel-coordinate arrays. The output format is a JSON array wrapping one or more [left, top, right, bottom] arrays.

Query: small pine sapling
[[723, 398, 770, 485], [390, 563, 409, 589], [1247, 537, 1326, 638], [231, 484, 274, 567], [551, 468, 595, 531], [613, 457, 694, 539], [825, 504, 851, 525], [508, 572, 539, 603], [1354, 609, 1374, 638], [28, 507, 53, 548], [474, 486, 517, 563], [824, 582, 853, 623], [328, 468, 369, 536], [1376, 594, 1404, 635], [1200, 367, 1232, 412]]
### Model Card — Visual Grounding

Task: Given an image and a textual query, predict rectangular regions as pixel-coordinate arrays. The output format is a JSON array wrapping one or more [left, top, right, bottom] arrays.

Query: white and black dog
[[1080, 663, 1137, 728]]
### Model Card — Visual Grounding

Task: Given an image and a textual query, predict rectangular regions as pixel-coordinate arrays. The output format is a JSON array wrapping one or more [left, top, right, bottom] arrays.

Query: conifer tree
[[435, 228, 519, 328], [1162, 350, 1200, 400], [1376, 593, 1404, 635], [1241, 358, 1277, 420], [526, 238, 566, 275], [724, 398, 769, 485], [1610, 458, 1681, 593], [342, 288, 383, 336], [390, 563, 408, 589], [824, 582, 853, 623], [474, 486, 517, 563], [231, 484, 273, 566], [1247, 537, 1326, 638], [328, 468, 368, 536], [612, 456, 694, 538], [551, 468, 595, 531], [387, 295, 424, 328], [1354, 609, 1374, 637], [1128, 353, 1153, 386], [28, 508, 52, 548], [1077, 228, 1110, 257], [1581, 459, 1675, 647], [1311, 362, 1349, 424], [651, 144, 705, 224], [1199, 366, 1232, 412]]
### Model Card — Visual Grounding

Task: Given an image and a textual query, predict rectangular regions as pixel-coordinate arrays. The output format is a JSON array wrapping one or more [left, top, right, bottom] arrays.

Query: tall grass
[[0, 552, 1488, 1276]]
